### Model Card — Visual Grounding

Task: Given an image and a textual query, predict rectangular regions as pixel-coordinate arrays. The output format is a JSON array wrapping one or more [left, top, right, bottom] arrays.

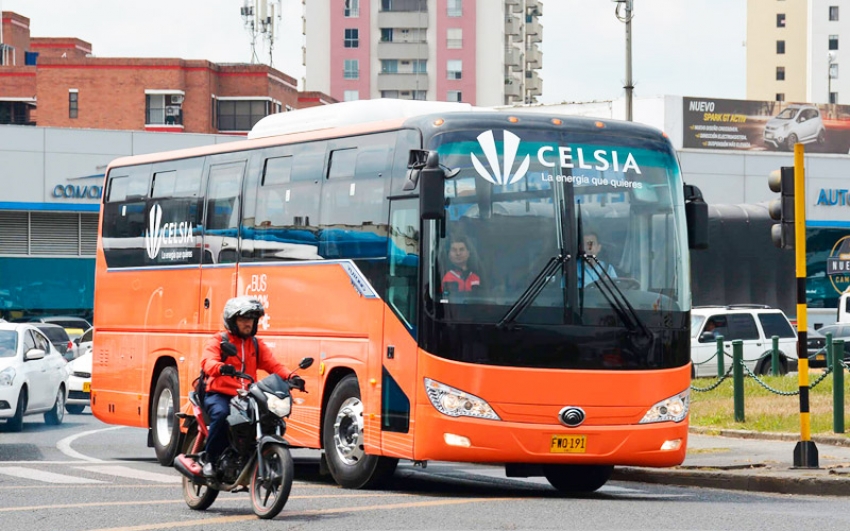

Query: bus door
[[380, 197, 420, 456], [199, 154, 248, 329]]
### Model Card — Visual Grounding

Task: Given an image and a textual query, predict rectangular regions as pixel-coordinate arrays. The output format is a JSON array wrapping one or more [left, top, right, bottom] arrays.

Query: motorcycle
[[173, 357, 313, 519]]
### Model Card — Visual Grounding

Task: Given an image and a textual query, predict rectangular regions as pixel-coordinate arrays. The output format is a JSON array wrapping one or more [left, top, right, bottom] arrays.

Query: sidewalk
[[613, 428, 850, 496]]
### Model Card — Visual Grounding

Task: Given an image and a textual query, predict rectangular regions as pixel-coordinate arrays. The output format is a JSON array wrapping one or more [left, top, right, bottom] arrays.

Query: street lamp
[[828, 51, 838, 104], [613, 0, 635, 121]]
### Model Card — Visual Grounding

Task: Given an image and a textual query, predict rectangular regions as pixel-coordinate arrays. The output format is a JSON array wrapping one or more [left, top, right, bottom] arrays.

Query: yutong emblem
[[558, 406, 586, 427], [471, 130, 530, 186]]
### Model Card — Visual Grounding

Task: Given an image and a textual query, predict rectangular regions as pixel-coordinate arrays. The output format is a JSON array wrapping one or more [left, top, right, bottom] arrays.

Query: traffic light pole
[[792, 143, 818, 469]]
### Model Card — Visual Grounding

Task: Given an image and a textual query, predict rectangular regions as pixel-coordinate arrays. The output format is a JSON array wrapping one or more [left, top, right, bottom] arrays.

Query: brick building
[[0, 11, 335, 134]]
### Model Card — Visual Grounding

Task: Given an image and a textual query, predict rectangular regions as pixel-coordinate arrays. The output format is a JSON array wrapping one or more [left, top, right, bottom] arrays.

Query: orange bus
[[92, 100, 707, 492]]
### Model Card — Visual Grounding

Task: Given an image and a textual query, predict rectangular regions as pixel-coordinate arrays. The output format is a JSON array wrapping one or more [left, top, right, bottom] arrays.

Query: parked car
[[763, 104, 826, 151], [71, 326, 92, 357], [691, 305, 798, 378], [0, 322, 69, 431], [65, 347, 91, 414], [15, 315, 91, 329], [808, 324, 850, 367], [30, 323, 75, 360]]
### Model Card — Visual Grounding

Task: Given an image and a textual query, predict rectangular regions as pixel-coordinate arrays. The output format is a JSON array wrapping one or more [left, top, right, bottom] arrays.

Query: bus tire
[[151, 367, 182, 466], [543, 464, 613, 493], [322, 375, 398, 489]]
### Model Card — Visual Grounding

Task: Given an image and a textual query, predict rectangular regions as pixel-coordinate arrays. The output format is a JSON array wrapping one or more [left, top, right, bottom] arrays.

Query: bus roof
[[248, 99, 476, 139]]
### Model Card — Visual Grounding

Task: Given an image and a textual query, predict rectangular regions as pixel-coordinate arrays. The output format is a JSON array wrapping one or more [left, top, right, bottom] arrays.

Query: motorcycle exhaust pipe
[[173, 455, 206, 485]]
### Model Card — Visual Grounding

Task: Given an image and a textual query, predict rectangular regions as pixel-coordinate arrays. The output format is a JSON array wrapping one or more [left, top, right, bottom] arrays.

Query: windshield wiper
[[497, 254, 569, 329], [581, 253, 653, 341]]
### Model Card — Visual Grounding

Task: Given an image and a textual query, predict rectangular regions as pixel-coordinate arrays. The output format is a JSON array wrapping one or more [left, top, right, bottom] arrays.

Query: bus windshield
[[425, 128, 689, 331]]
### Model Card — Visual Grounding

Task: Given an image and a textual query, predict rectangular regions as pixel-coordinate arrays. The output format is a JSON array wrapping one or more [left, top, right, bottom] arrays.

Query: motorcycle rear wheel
[[181, 434, 218, 510], [250, 444, 293, 519], [182, 476, 219, 510]]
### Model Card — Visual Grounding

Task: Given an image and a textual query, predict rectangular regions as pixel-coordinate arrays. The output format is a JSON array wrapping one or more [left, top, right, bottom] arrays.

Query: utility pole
[[615, 0, 635, 121]]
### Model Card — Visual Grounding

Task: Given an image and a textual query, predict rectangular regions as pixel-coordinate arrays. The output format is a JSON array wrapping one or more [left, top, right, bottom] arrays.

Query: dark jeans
[[203, 392, 232, 463]]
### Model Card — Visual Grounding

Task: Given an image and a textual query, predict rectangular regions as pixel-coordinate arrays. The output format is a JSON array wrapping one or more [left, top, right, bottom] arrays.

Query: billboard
[[682, 97, 850, 154]]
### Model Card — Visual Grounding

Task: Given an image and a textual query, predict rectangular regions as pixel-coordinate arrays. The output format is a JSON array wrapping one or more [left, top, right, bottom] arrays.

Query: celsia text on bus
[[91, 99, 708, 493]]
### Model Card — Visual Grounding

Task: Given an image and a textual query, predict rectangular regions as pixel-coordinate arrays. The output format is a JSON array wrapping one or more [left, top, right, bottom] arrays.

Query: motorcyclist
[[199, 296, 304, 477]]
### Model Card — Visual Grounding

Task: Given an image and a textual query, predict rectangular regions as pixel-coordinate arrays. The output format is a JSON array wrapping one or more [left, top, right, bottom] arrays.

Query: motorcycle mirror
[[299, 357, 314, 370], [220, 341, 237, 358]]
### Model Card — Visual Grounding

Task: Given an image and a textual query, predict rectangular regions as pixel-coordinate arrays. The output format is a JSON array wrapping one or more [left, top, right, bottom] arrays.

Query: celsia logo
[[145, 204, 163, 260], [144, 204, 196, 260], [471, 130, 530, 186]]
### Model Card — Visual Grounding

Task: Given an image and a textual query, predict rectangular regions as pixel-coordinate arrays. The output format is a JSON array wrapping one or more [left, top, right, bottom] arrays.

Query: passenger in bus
[[199, 296, 305, 478], [441, 235, 481, 295], [578, 232, 617, 287]]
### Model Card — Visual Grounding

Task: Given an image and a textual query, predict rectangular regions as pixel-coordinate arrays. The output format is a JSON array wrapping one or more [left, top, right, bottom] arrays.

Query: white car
[[763, 104, 826, 151], [0, 322, 70, 431], [66, 347, 92, 414], [691, 305, 798, 378]]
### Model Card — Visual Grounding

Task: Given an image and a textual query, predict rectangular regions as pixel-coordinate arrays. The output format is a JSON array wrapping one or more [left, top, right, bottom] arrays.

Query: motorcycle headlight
[[424, 378, 500, 420], [639, 389, 689, 424], [0, 367, 15, 387], [266, 393, 291, 418]]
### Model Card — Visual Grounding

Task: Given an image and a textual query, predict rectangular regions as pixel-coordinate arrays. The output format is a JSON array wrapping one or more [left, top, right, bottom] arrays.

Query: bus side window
[[204, 162, 245, 264], [243, 141, 325, 262], [101, 163, 151, 268]]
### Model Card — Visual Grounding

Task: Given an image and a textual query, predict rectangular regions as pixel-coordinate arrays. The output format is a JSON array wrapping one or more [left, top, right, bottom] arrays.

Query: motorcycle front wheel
[[250, 444, 293, 519]]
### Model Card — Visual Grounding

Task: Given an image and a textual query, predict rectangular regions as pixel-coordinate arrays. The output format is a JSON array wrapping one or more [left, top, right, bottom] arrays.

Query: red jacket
[[441, 269, 481, 293], [201, 332, 291, 396]]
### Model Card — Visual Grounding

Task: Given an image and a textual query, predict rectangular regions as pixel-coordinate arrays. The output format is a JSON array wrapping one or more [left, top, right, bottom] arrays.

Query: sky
[[1, 0, 747, 104]]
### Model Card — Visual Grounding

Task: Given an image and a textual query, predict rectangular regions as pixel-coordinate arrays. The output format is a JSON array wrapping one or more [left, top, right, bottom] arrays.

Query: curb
[[613, 466, 850, 497], [688, 427, 850, 447]]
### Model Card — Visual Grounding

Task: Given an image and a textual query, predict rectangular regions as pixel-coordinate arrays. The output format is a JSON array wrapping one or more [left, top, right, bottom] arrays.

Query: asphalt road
[[5, 412, 850, 531]]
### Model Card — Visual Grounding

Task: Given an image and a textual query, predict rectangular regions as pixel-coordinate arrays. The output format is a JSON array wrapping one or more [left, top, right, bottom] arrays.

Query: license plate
[[550, 434, 586, 453], [816, 354, 825, 361], [83, 382, 91, 393]]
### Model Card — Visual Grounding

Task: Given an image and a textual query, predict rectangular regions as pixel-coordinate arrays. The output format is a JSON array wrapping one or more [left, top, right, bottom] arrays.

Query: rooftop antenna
[[241, 0, 282, 67]]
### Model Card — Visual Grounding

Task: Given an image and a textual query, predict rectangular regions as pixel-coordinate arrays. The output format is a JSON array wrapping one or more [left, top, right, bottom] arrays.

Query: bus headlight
[[424, 378, 500, 420], [639, 389, 689, 424]]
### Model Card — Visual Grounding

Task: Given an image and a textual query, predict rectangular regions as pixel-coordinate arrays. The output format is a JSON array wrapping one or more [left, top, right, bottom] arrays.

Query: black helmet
[[222, 296, 265, 338]]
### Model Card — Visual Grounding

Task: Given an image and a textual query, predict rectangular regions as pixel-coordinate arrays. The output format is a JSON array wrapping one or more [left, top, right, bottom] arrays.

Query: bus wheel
[[152, 367, 182, 466], [542, 464, 613, 494], [322, 375, 398, 489]]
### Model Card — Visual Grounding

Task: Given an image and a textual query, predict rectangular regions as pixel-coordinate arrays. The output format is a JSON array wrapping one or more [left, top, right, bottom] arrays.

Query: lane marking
[[87, 497, 519, 531], [73, 465, 182, 484], [0, 481, 329, 491], [0, 466, 105, 484], [0, 493, 410, 512], [56, 426, 125, 462]]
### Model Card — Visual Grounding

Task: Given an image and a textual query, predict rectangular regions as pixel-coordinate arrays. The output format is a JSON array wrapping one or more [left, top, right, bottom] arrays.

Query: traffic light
[[768, 166, 795, 249]]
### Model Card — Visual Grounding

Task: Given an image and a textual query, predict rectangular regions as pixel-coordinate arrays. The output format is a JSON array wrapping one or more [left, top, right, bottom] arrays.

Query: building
[[0, 9, 334, 320], [0, 11, 335, 134], [747, 0, 850, 104], [303, 0, 543, 106]]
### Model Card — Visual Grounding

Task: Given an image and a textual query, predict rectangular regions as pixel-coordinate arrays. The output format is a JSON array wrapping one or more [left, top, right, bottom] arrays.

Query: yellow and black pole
[[792, 143, 818, 468]]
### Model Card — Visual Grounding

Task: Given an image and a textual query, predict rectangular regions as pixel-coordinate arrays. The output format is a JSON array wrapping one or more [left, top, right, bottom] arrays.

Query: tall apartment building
[[0, 11, 335, 133], [303, 0, 543, 106], [747, 0, 850, 104]]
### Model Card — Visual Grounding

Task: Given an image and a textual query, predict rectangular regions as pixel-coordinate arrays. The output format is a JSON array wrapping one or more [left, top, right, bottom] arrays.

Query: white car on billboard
[[763, 104, 826, 151]]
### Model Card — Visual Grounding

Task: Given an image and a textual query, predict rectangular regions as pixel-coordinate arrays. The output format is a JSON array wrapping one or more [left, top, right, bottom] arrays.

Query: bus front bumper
[[413, 405, 689, 468]]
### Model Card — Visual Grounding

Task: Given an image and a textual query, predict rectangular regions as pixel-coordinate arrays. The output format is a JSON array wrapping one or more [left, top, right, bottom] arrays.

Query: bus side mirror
[[404, 150, 448, 221], [420, 152, 446, 220], [684, 184, 709, 250]]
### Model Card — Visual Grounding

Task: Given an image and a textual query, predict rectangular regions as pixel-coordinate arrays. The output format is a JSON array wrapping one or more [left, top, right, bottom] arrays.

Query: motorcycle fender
[[258, 434, 289, 452]]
